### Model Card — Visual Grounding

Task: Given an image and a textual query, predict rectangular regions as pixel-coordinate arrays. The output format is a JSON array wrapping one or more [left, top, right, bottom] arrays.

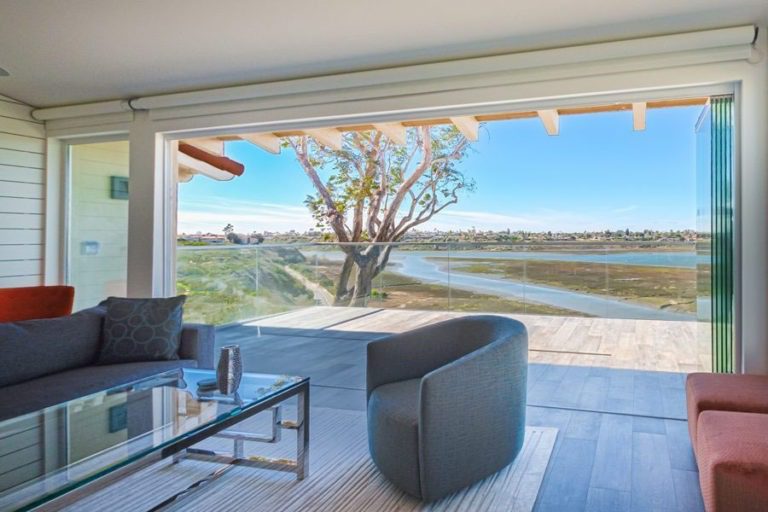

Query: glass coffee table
[[0, 369, 309, 511]]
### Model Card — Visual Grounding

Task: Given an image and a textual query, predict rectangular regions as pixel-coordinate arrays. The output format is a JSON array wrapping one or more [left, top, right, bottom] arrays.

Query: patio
[[216, 307, 706, 511]]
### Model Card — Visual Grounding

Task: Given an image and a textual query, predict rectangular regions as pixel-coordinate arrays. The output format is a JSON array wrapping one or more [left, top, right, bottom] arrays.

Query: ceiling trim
[[32, 25, 757, 123]]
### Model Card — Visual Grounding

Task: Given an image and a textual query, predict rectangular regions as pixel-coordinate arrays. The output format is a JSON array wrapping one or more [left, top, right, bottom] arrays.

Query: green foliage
[[177, 247, 314, 325], [289, 263, 337, 294], [297, 126, 476, 238], [370, 289, 388, 299]]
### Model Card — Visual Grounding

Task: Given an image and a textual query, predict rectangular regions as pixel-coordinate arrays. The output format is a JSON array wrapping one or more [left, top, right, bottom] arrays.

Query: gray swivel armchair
[[366, 315, 528, 502]]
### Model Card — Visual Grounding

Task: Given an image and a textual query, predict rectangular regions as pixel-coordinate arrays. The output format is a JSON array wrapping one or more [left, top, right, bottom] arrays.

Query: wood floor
[[217, 307, 706, 512]]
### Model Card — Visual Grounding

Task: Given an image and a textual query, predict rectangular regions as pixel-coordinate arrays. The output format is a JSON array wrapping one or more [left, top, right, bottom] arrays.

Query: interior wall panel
[[0, 94, 45, 286]]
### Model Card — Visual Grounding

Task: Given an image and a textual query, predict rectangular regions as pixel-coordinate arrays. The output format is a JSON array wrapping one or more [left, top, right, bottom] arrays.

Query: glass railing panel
[[513, 243, 606, 318], [445, 243, 529, 314], [373, 242, 451, 311], [176, 240, 704, 326], [287, 244, 338, 306], [603, 242, 698, 322], [177, 244, 318, 325]]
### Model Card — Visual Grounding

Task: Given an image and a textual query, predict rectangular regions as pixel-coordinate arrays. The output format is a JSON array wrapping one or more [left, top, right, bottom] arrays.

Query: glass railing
[[176, 241, 704, 326]]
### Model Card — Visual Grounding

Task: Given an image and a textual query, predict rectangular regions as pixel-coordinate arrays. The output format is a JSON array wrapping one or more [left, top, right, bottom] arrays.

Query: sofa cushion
[[0, 307, 104, 387], [367, 378, 422, 498], [0, 360, 197, 421], [686, 373, 768, 451], [97, 296, 186, 365], [697, 410, 768, 512]]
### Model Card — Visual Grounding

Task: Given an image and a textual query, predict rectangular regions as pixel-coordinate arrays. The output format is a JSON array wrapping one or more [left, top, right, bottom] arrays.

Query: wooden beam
[[476, 111, 538, 122], [537, 110, 559, 136], [214, 97, 708, 141], [372, 123, 407, 145], [177, 166, 195, 183], [240, 133, 281, 154], [181, 138, 224, 155], [558, 104, 631, 116], [177, 153, 237, 182], [304, 128, 343, 150], [647, 97, 708, 109], [449, 116, 480, 141], [178, 143, 244, 176], [632, 102, 647, 131]]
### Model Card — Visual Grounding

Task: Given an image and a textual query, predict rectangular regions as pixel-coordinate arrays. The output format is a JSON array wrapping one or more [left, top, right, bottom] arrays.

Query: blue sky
[[178, 105, 702, 234]]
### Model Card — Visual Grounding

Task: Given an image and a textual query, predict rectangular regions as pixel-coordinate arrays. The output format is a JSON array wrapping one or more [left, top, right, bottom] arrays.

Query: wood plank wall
[[0, 94, 46, 287]]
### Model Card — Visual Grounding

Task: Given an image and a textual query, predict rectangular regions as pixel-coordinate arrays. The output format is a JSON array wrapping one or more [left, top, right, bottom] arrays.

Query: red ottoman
[[686, 373, 768, 450], [696, 411, 768, 512]]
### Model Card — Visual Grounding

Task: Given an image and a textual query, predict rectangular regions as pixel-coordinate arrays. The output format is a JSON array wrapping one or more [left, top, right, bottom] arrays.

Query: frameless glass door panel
[[696, 96, 734, 373], [695, 102, 713, 371], [68, 141, 130, 311]]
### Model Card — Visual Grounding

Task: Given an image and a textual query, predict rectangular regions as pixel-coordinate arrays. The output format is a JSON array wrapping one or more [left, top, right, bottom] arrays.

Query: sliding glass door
[[66, 141, 130, 311], [696, 96, 734, 372]]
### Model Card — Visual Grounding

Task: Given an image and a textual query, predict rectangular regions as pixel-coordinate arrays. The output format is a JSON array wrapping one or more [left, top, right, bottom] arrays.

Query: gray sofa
[[366, 315, 528, 501], [0, 305, 214, 421]]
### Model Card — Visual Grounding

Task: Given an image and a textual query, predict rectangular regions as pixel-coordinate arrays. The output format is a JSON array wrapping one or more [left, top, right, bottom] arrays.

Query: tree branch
[[289, 136, 350, 242], [393, 181, 461, 239], [375, 126, 433, 241]]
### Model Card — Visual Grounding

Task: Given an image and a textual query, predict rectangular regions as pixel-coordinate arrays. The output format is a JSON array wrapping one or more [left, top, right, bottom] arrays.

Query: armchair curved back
[[418, 317, 527, 500], [366, 315, 528, 501], [366, 315, 526, 400]]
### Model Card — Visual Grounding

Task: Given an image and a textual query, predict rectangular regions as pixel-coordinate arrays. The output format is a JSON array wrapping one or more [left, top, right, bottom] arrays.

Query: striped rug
[[64, 407, 556, 512]]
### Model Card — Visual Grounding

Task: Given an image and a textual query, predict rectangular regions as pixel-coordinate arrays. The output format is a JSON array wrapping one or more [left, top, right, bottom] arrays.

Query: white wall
[[0, 95, 45, 287]]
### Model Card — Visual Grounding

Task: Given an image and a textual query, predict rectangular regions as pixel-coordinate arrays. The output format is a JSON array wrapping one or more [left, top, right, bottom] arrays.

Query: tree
[[228, 232, 247, 244], [223, 223, 237, 243], [287, 125, 474, 306]]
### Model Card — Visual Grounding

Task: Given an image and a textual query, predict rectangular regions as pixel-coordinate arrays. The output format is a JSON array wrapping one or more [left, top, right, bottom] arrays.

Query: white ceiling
[[0, 0, 766, 108]]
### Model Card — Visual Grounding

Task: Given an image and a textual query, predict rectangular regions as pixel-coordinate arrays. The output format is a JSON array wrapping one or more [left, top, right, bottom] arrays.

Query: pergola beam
[[632, 102, 647, 131], [537, 110, 560, 136], [304, 128, 343, 150], [180, 138, 224, 155], [373, 123, 407, 145], [241, 133, 282, 154], [449, 116, 479, 141], [199, 97, 705, 151], [177, 152, 237, 182]]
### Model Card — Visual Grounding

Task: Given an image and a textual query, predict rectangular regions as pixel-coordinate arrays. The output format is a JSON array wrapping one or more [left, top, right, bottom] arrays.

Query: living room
[[1, 2, 768, 511]]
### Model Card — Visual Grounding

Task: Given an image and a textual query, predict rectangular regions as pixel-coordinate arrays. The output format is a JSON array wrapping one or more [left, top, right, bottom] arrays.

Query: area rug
[[64, 407, 557, 512]]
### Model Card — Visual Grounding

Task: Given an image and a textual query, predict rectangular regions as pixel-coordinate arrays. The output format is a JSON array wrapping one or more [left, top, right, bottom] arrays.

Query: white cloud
[[178, 198, 316, 233], [178, 197, 693, 234]]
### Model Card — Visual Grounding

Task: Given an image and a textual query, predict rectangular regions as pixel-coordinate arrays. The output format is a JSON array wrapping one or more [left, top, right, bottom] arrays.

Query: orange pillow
[[0, 286, 75, 322]]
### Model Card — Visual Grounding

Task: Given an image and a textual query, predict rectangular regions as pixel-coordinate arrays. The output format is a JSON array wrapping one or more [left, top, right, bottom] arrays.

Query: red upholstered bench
[[696, 411, 768, 512], [686, 373, 768, 451], [0, 285, 74, 322]]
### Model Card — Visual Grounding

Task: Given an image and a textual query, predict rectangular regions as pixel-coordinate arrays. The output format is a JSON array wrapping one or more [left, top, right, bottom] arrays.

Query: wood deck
[[216, 307, 706, 511], [233, 306, 710, 373]]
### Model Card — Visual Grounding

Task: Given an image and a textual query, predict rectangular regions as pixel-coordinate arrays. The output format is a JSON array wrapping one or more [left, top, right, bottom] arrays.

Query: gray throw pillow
[[0, 307, 105, 387], [97, 296, 186, 365]]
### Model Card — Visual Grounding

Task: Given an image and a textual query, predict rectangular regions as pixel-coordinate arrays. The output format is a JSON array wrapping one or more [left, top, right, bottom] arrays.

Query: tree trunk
[[332, 245, 383, 307], [350, 258, 378, 307], [334, 253, 356, 305]]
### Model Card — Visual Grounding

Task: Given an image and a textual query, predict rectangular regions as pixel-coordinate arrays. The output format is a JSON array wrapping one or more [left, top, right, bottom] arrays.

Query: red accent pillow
[[0, 286, 75, 322]]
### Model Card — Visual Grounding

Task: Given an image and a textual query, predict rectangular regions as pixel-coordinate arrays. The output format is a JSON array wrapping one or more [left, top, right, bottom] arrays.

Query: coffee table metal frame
[[31, 378, 310, 512]]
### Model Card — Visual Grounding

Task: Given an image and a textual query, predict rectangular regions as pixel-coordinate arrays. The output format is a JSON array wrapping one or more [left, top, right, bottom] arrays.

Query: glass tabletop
[[0, 369, 307, 511]]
